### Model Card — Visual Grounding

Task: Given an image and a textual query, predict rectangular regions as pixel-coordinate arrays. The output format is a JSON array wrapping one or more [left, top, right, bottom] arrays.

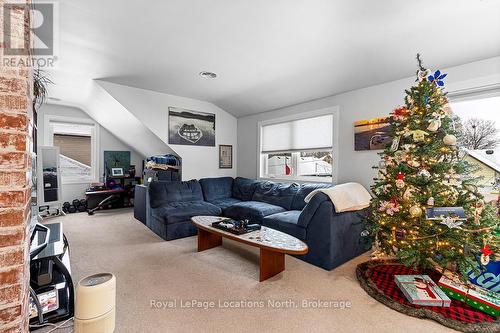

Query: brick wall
[[0, 0, 32, 332]]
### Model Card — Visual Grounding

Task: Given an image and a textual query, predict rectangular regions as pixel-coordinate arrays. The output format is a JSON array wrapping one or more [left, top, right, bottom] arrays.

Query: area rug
[[356, 260, 500, 333]]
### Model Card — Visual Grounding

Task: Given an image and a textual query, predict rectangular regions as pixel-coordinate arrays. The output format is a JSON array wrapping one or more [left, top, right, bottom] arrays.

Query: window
[[259, 109, 338, 183], [451, 95, 500, 200], [45, 117, 99, 183]]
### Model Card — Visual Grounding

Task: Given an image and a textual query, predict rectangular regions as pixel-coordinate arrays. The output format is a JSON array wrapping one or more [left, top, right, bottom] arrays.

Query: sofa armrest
[[303, 202, 370, 270], [134, 185, 147, 224], [297, 192, 330, 228]]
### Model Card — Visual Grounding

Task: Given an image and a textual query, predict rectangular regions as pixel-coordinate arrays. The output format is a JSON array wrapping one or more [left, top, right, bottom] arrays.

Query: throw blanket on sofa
[[304, 182, 372, 212]]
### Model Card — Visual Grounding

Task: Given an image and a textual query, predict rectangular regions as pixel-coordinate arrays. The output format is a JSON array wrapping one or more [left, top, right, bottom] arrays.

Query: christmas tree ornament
[[394, 151, 407, 163], [402, 144, 416, 151], [443, 134, 457, 146], [409, 205, 423, 218], [440, 216, 463, 229], [392, 107, 409, 122], [395, 229, 407, 241], [427, 197, 435, 206], [417, 168, 431, 179], [406, 129, 429, 142], [417, 68, 430, 81], [403, 188, 413, 201], [480, 244, 494, 266], [443, 103, 452, 115], [395, 171, 405, 189], [427, 69, 447, 87], [427, 118, 441, 132], [390, 136, 401, 152], [379, 199, 400, 216]]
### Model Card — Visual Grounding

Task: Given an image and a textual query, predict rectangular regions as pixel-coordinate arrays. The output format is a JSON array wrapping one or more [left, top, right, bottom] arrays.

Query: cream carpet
[[36, 209, 457, 333]]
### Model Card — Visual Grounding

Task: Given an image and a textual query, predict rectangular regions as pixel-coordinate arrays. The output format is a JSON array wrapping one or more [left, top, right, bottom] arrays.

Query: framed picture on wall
[[219, 145, 233, 169], [354, 117, 393, 151], [168, 107, 215, 146]]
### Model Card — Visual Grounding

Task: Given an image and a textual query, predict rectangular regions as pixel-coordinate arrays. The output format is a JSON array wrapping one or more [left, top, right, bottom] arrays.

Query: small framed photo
[[111, 168, 124, 177], [219, 145, 233, 169]]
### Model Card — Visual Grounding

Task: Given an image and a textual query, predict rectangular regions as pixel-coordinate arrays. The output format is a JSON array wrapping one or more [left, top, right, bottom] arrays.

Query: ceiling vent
[[199, 71, 217, 79]]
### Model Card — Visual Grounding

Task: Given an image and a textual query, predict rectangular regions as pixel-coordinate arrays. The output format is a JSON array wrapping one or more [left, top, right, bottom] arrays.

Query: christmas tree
[[370, 55, 499, 278]]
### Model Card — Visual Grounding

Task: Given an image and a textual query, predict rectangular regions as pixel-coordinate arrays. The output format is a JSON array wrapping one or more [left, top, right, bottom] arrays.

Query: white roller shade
[[261, 114, 333, 153]]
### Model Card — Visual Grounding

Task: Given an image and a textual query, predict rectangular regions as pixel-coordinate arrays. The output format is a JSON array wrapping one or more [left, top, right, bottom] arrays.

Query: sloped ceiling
[[42, 0, 500, 117]]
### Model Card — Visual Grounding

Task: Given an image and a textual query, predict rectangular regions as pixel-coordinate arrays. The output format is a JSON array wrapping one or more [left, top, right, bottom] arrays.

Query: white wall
[[38, 103, 144, 202], [97, 81, 238, 181], [237, 57, 500, 189]]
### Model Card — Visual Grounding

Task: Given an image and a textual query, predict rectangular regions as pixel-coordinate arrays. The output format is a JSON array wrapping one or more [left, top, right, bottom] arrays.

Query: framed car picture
[[219, 145, 233, 169]]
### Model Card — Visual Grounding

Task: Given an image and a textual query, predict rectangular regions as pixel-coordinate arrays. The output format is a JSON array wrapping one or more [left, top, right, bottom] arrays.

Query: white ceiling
[[42, 0, 500, 117]]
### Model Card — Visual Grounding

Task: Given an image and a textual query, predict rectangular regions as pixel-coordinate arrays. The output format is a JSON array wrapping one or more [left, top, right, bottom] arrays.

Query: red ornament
[[396, 172, 405, 181], [481, 244, 494, 257]]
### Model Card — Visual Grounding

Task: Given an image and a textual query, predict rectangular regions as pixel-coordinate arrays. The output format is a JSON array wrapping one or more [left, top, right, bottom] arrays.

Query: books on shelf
[[395, 275, 451, 307]]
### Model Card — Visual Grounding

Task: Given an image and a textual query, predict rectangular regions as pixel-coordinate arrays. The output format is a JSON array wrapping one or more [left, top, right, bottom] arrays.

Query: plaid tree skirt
[[356, 260, 500, 333]]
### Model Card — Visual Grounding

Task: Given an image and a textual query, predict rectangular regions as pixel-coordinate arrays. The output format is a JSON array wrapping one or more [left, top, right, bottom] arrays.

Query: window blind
[[261, 114, 333, 153]]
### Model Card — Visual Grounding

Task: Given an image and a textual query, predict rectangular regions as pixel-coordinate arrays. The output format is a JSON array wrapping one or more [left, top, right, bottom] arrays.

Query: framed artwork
[[111, 168, 124, 177], [354, 117, 393, 151], [219, 145, 233, 169], [168, 107, 215, 146], [104, 151, 131, 175]]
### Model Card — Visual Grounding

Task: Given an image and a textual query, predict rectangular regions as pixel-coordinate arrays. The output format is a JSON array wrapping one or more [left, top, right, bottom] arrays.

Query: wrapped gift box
[[438, 275, 500, 317], [467, 257, 500, 292], [395, 275, 451, 307]]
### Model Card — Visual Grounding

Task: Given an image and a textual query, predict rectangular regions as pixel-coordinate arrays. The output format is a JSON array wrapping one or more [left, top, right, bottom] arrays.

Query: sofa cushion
[[291, 183, 332, 211], [223, 201, 285, 223], [151, 201, 221, 224], [149, 180, 204, 208], [232, 177, 260, 201], [252, 181, 300, 210], [263, 211, 306, 240], [199, 177, 234, 202], [209, 197, 242, 210]]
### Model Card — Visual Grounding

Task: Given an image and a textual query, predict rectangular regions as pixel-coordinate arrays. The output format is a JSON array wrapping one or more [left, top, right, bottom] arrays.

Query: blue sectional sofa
[[138, 177, 371, 270]]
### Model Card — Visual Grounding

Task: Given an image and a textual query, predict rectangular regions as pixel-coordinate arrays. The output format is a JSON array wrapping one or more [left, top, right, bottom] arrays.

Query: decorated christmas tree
[[369, 55, 499, 278]]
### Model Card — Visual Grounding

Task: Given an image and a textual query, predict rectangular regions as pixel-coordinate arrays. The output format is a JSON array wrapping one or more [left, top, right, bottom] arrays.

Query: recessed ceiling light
[[199, 71, 217, 79]]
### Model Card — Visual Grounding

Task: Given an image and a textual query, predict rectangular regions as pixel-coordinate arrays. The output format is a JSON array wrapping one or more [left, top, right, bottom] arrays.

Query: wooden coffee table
[[191, 216, 308, 281]]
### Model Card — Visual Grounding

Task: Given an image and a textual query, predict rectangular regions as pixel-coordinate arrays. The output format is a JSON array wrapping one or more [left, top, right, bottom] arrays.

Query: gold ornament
[[395, 179, 405, 189], [409, 205, 423, 218], [443, 134, 457, 146]]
